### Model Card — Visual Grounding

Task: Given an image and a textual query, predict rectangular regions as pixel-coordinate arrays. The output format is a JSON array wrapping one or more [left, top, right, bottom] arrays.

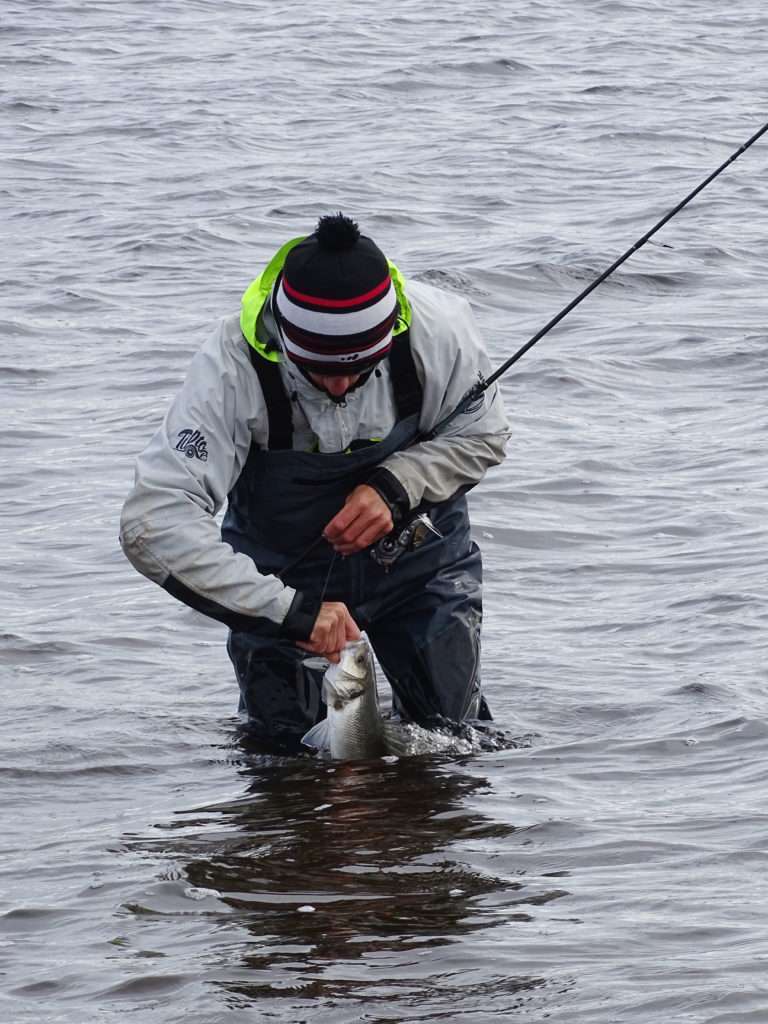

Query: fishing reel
[[370, 512, 443, 572]]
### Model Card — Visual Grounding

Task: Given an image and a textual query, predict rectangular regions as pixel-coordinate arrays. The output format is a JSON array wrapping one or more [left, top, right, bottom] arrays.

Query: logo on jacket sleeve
[[175, 428, 209, 461]]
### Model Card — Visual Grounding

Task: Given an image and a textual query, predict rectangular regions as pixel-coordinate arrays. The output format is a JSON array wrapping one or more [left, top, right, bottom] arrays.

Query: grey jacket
[[120, 279, 510, 629]]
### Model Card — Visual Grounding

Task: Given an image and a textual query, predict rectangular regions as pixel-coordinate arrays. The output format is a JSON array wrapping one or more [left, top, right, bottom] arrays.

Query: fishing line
[[318, 549, 338, 603], [276, 533, 328, 581], [420, 118, 768, 443], [276, 537, 336, 615], [282, 120, 768, 573]]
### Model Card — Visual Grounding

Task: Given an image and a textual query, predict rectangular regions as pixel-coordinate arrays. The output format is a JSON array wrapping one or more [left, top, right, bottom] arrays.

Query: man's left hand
[[324, 485, 393, 555]]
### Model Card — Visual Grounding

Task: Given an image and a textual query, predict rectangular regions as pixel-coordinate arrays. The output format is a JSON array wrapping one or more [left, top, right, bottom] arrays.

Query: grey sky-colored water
[[2, 2, 768, 1021]]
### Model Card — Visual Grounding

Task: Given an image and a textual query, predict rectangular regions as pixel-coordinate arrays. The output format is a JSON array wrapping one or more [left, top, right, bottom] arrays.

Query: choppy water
[[3, 1, 768, 1021]]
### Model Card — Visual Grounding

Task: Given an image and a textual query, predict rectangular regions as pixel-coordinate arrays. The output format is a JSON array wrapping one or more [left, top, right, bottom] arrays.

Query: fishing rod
[[419, 118, 768, 443], [286, 121, 768, 576]]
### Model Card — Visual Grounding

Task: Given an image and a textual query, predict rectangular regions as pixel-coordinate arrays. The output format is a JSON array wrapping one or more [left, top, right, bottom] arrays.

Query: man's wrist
[[366, 467, 410, 526]]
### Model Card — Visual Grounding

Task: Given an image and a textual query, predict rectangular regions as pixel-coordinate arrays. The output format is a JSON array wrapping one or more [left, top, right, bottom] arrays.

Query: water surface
[[2, 1, 768, 1020]]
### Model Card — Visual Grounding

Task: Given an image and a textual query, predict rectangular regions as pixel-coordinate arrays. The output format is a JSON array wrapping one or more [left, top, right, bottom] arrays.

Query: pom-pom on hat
[[274, 213, 398, 375]]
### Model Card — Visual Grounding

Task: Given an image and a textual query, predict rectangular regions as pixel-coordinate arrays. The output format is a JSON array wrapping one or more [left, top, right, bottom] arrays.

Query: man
[[120, 213, 509, 750]]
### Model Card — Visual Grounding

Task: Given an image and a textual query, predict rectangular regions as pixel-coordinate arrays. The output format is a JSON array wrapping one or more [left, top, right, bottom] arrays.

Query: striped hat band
[[275, 274, 398, 372]]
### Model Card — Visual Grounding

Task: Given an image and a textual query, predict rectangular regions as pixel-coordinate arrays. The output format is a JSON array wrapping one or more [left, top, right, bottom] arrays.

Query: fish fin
[[301, 718, 331, 752], [381, 719, 416, 758]]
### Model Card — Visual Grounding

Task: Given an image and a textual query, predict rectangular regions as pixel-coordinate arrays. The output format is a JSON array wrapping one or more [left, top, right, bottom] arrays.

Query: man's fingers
[[324, 504, 356, 542], [331, 613, 345, 656], [296, 639, 341, 663], [325, 489, 393, 553], [295, 602, 360, 662], [334, 517, 392, 554], [324, 485, 393, 548], [313, 617, 337, 654], [346, 508, 391, 544], [335, 503, 393, 552], [355, 520, 392, 550], [328, 511, 367, 549]]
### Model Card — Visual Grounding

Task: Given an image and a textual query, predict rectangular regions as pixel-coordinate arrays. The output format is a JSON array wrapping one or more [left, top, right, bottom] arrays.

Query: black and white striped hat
[[274, 214, 398, 375]]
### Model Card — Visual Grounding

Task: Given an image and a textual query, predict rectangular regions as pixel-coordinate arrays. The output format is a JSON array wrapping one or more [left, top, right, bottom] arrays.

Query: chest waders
[[224, 259, 490, 751]]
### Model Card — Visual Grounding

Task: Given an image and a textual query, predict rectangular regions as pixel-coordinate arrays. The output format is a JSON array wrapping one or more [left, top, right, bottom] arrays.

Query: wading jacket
[[120, 276, 510, 638]]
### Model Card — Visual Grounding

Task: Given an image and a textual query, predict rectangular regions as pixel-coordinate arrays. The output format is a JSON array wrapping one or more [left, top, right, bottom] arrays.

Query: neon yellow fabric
[[387, 260, 411, 336], [240, 236, 306, 361], [240, 239, 411, 361]]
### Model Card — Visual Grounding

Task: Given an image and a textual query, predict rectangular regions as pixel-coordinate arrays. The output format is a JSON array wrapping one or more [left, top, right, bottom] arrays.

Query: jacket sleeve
[[373, 282, 510, 510], [119, 318, 318, 639]]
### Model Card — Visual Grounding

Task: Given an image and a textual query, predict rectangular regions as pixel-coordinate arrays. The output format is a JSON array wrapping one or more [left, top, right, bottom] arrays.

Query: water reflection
[[142, 742, 554, 1006]]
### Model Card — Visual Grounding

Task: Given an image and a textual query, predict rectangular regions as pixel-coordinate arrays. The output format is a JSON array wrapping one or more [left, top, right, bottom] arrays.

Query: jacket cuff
[[366, 467, 411, 526], [280, 589, 321, 641]]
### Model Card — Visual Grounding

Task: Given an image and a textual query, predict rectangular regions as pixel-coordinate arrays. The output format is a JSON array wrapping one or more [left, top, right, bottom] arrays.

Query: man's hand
[[296, 601, 361, 663], [323, 484, 393, 555]]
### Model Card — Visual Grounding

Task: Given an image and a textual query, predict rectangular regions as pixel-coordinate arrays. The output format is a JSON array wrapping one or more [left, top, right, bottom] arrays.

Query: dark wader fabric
[[223, 409, 490, 750]]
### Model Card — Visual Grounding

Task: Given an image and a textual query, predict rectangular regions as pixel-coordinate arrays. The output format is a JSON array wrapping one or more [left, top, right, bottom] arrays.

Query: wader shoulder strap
[[248, 345, 294, 450], [389, 328, 423, 419], [248, 328, 422, 449]]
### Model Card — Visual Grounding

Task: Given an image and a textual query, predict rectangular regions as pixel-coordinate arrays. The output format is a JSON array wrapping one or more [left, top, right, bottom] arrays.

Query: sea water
[[2, 2, 768, 1020]]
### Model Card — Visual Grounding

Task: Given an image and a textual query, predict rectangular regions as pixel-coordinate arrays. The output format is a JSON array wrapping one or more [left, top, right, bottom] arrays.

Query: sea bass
[[302, 636, 387, 759], [302, 637, 518, 760]]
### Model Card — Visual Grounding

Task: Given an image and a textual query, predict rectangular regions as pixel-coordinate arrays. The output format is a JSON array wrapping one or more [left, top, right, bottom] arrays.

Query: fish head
[[322, 638, 375, 709]]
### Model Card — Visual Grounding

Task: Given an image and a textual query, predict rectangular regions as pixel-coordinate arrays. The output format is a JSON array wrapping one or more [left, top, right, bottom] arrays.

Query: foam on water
[[381, 719, 533, 758]]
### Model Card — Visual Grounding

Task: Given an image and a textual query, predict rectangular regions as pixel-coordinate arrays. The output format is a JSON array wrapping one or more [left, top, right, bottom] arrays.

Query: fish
[[302, 636, 523, 761], [302, 636, 387, 760]]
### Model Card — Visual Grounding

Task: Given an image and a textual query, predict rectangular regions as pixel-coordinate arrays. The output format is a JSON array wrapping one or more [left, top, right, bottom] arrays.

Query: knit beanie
[[273, 213, 398, 374]]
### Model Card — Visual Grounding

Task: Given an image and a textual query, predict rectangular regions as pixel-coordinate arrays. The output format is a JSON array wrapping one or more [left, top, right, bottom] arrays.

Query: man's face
[[307, 371, 362, 398]]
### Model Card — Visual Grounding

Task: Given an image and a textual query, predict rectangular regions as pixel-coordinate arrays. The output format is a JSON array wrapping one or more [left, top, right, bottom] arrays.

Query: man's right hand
[[296, 602, 361, 663]]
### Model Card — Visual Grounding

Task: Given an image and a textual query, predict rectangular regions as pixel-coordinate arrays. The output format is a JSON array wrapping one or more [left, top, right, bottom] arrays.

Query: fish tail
[[301, 718, 331, 752]]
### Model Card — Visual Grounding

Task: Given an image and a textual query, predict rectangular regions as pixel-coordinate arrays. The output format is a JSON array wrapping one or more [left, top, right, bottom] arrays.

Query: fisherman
[[120, 213, 510, 751]]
